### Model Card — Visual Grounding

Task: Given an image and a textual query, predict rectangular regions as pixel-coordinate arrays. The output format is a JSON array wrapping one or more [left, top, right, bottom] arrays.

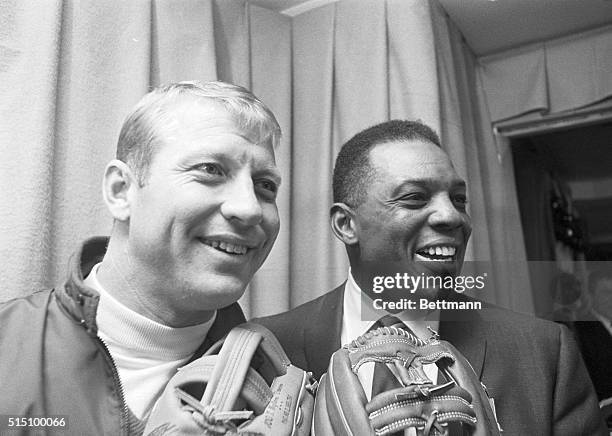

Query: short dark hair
[[332, 119, 441, 207], [116, 81, 281, 186]]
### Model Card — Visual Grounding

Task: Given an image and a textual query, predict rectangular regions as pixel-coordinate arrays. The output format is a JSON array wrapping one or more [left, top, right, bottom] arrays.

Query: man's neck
[[97, 246, 215, 328]]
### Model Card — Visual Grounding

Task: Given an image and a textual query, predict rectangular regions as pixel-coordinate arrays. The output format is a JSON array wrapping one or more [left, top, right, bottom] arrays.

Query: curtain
[[0, 0, 534, 317], [274, 0, 533, 314], [430, 2, 532, 312], [478, 25, 612, 122], [477, 25, 612, 315], [0, 0, 293, 319]]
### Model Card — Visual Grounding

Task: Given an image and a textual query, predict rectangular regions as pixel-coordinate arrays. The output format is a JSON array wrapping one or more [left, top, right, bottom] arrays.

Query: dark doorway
[[511, 122, 612, 263], [510, 122, 612, 320]]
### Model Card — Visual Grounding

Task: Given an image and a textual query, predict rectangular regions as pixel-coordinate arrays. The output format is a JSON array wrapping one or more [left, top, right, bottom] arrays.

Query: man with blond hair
[[0, 81, 282, 435]]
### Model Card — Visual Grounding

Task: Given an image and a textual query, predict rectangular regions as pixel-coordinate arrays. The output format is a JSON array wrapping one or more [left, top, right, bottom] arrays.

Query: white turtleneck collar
[[84, 263, 216, 419]]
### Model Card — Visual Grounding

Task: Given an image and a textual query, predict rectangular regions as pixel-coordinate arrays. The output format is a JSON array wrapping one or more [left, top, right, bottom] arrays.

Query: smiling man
[[256, 120, 607, 435], [0, 81, 281, 434]]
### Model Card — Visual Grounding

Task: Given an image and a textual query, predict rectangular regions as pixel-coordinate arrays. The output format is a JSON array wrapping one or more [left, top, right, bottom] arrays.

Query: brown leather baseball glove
[[313, 325, 502, 436], [144, 322, 317, 435]]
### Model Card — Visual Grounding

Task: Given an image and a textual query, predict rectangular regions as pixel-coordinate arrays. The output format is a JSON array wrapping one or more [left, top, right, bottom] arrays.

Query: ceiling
[[250, 0, 612, 56]]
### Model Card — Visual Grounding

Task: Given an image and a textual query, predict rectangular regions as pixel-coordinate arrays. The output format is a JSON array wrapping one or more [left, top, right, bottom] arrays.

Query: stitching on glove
[[242, 372, 271, 403], [347, 328, 429, 351], [213, 329, 253, 409], [374, 417, 424, 435], [348, 337, 424, 353], [368, 395, 473, 419]]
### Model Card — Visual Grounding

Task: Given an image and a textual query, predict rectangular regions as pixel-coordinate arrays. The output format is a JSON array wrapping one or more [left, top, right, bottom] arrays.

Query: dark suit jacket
[[573, 320, 612, 402], [255, 285, 607, 435]]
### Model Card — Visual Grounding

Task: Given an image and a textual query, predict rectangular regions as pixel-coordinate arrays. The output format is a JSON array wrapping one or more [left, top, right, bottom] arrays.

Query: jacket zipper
[[97, 337, 130, 435], [56, 284, 131, 434]]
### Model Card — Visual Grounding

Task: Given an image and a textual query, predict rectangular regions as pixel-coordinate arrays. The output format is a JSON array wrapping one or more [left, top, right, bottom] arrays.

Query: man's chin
[[188, 276, 249, 309], [419, 286, 452, 301], [413, 260, 463, 279]]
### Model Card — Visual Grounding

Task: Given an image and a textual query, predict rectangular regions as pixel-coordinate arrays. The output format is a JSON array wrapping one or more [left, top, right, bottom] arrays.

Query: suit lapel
[[299, 286, 489, 380], [304, 285, 345, 379]]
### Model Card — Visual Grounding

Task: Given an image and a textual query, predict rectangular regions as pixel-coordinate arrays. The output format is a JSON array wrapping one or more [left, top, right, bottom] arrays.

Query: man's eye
[[198, 163, 224, 176], [452, 194, 468, 208], [398, 193, 428, 207], [256, 179, 278, 199]]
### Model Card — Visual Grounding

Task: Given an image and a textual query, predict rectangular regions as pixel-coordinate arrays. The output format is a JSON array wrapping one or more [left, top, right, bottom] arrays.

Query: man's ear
[[330, 203, 358, 245], [102, 159, 138, 222]]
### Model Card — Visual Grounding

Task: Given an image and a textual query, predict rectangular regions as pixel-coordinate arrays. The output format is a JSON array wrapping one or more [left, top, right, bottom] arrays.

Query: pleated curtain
[[478, 24, 612, 123], [0, 0, 293, 318], [0, 0, 534, 318], [286, 0, 532, 314]]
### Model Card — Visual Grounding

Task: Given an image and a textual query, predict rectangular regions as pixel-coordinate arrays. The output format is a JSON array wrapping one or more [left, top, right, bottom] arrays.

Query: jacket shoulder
[[1, 288, 53, 306], [478, 299, 566, 341], [254, 288, 339, 333], [252, 287, 343, 369], [0, 289, 55, 327]]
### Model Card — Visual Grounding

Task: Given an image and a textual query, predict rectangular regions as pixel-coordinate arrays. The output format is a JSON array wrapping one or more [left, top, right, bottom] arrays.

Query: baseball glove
[[144, 322, 317, 435], [313, 326, 502, 436]]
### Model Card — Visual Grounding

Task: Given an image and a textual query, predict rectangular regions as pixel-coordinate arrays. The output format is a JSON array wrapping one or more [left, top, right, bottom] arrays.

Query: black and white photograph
[[1, 0, 611, 434]]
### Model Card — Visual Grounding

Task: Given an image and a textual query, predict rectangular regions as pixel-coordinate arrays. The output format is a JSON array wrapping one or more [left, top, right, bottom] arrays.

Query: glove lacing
[[423, 410, 447, 435]]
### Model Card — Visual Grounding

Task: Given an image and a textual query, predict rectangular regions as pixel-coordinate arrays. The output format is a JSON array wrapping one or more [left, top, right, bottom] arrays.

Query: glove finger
[[367, 384, 477, 433]]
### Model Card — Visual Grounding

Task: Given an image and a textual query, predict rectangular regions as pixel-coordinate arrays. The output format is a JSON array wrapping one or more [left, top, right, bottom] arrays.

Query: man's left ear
[[102, 159, 138, 222], [330, 203, 359, 245]]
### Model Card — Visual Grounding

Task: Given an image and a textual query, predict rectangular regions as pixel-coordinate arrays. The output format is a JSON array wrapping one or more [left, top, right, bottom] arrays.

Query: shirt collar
[[342, 268, 440, 346]]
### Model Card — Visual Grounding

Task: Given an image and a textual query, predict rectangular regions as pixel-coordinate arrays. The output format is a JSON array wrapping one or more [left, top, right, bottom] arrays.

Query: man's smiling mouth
[[415, 245, 457, 261], [199, 239, 250, 255]]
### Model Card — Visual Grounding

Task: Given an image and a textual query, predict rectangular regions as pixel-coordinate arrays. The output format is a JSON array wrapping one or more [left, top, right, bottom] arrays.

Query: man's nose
[[428, 194, 469, 231], [220, 177, 263, 226]]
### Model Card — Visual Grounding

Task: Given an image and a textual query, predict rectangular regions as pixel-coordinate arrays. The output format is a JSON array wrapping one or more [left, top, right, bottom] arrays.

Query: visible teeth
[[418, 246, 456, 258], [202, 239, 248, 255]]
